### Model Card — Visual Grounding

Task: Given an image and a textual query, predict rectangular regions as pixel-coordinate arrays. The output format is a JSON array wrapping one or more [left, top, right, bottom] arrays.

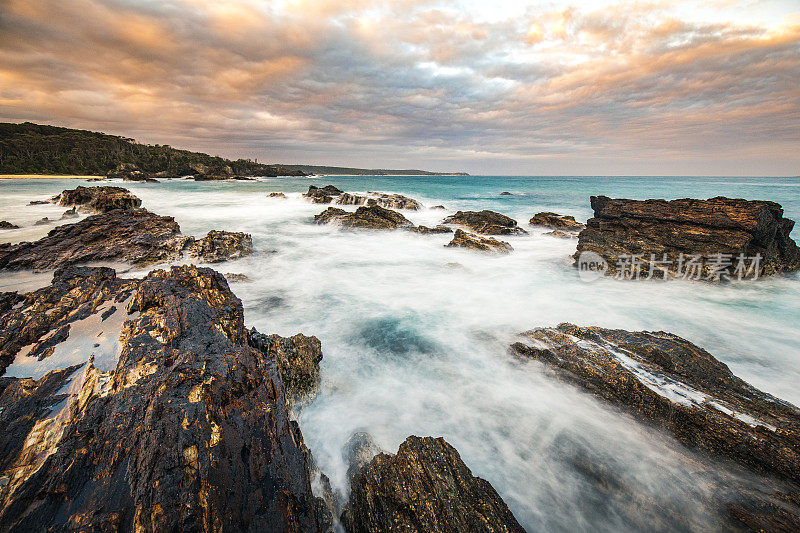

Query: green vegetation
[[277, 165, 469, 176]]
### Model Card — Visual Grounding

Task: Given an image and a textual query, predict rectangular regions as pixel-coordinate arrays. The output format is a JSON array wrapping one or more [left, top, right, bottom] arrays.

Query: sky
[[1, 0, 798, 175]]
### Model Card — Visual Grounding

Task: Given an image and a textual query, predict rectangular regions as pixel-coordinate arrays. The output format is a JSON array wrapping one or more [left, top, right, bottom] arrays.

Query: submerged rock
[[545, 229, 575, 239], [55, 185, 142, 213], [304, 185, 343, 204], [0, 222, 19, 230], [430, 205, 446, 210], [408, 225, 453, 235], [33, 217, 50, 226], [314, 205, 413, 230], [575, 196, 800, 279], [0, 209, 252, 270], [510, 323, 800, 482], [60, 208, 78, 219], [529, 212, 585, 230], [500, 191, 513, 196], [0, 265, 322, 531], [248, 329, 323, 400], [28, 200, 49, 206], [224, 272, 251, 283], [442, 210, 527, 235], [336, 192, 422, 210], [445, 229, 513, 254], [341, 435, 525, 533], [268, 192, 287, 198]]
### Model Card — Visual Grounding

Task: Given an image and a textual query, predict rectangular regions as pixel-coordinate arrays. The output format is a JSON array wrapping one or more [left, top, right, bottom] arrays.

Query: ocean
[[1, 175, 799, 531]]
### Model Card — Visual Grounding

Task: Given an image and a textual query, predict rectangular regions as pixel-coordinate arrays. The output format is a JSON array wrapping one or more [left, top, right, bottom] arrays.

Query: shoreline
[[0, 174, 104, 180]]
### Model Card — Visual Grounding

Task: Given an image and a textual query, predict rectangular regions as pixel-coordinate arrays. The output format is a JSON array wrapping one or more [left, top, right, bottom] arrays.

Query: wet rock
[[248, 328, 323, 399], [0, 209, 252, 271], [341, 435, 525, 533], [107, 164, 162, 182], [55, 185, 142, 213], [430, 205, 446, 210], [445, 229, 513, 254], [0, 265, 321, 531], [408, 225, 453, 235], [268, 192, 287, 198], [33, 217, 50, 226], [500, 191, 513, 195], [342, 431, 384, 482], [304, 185, 343, 204], [28, 200, 49, 206], [575, 196, 800, 279], [224, 273, 251, 283], [510, 323, 800, 482], [529, 211, 585, 230], [545, 230, 576, 239], [336, 192, 422, 210], [442, 210, 527, 235], [314, 205, 413, 230], [0, 222, 19, 230], [188, 163, 236, 180], [60, 208, 78, 219]]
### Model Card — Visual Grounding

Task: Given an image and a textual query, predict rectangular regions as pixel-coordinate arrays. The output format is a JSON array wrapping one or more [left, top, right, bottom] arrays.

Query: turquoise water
[[1, 175, 799, 532]]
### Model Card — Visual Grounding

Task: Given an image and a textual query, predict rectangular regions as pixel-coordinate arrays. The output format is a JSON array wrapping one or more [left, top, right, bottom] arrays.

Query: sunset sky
[[1, 0, 798, 175]]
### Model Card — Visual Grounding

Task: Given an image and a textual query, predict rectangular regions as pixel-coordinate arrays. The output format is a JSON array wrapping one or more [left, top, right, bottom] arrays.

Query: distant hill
[[0, 122, 467, 177], [278, 165, 469, 176]]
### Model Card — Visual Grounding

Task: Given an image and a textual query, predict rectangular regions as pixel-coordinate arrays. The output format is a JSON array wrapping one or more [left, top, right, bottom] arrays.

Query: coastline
[[0, 174, 103, 180]]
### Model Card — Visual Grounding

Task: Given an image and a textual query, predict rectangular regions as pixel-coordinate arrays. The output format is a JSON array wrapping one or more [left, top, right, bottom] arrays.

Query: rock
[[304, 185, 343, 204], [60, 208, 78, 219], [268, 192, 287, 198], [408, 225, 453, 235], [500, 191, 513, 195], [342, 431, 384, 482], [188, 163, 236, 180], [341, 435, 525, 533], [430, 205, 446, 210], [107, 163, 162, 182], [575, 196, 800, 279], [442, 210, 527, 235], [529, 212, 585, 230], [445, 229, 513, 254], [336, 192, 422, 210], [0, 209, 251, 271], [247, 329, 323, 400], [314, 205, 413, 230], [55, 185, 142, 213], [0, 265, 321, 531], [186, 230, 253, 263], [0, 222, 19, 230], [33, 217, 50, 226], [27, 200, 49, 206], [545, 230, 575, 239], [224, 273, 251, 283], [509, 323, 800, 482]]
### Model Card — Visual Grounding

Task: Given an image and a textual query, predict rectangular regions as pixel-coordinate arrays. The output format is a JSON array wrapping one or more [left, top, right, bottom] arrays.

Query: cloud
[[0, 0, 798, 174]]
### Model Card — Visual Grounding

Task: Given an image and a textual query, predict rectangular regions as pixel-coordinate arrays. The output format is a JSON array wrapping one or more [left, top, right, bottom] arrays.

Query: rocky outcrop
[[442, 210, 527, 236], [33, 217, 50, 225], [268, 192, 287, 198], [247, 329, 323, 400], [408, 225, 453, 235], [545, 230, 575, 239], [55, 185, 142, 213], [341, 435, 525, 533], [314, 205, 413, 230], [445, 229, 512, 254], [0, 222, 18, 230], [107, 163, 163, 182], [0, 209, 252, 270], [510, 324, 800, 482], [60, 208, 78, 219], [529, 212, 584, 231], [575, 196, 800, 279], [304, 185, 343, 204], [0, 265, 322, 531], [336, 192, 422, 210]]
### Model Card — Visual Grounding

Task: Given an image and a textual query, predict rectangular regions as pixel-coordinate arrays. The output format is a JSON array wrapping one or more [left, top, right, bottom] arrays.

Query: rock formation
[[442, 210, 527, 235], [341, 435, 525, 533], [575, 196, 800, 279], [336, 192, 422, 210], [0, 222, 18, 230], [314, 205, 413, 230], [248, 329, 323, 400], [268, 192, 287, 198], [55, 185, 142, 213], [408, 225, 453, 235], [304, 185, 343, 204], [529, 212, 584, 230], [445, 229, 513, 254]]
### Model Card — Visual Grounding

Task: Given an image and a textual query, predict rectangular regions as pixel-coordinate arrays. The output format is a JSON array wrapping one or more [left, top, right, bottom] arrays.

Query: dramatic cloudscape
[[1, 0, 798, 174]]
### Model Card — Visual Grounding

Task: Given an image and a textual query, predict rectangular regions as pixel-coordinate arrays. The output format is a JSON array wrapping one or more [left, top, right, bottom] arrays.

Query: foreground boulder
[[576, 196, 800, 279], [529, 212, 584, 231], [442, 210, 527, 235], [54, 185, 142, 213], [314, 205, 413, 230], [0, 209, 252, 270], [341, 435, 525, 533], [336, 192, 422, 210], [304, 185, 344, 204], [445, 229, 512, 254], [510, 324, 800, 482], [0, 265, 322, 531]]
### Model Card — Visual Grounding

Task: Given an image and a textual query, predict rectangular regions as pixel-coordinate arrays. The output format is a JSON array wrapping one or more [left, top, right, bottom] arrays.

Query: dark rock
[[33, 217, 50, 226], [430, 205, 446, 210], [0, 222, 19, 230], [529, 211, 585, 230], [268, 192, 287, 198], [304, 185, 343, 204], [188, 163, 235, 180], [445, 229, 513, 254], [55, 185, 142, 213], [314, 205, 413, 230], [107, 163, 162, 182], [186, 230, 253, 263], [408, 225, 453, 235], [575, 196, 800, 279], [500, 191, 513, 195], [341, 435, 525, 533], [248, 328, 323, 400], [342, 431, 383, 482], [0, 291, 24, 315], [545, 230, 575, 239], [224, 273, 251, 283], [0, 265, 321, 531], [336, 192, 422, 210], [28, 200, 49, 206], [442, 210, 527, 235], [510, 323, 800, 482], [60, 208, 78, 219]]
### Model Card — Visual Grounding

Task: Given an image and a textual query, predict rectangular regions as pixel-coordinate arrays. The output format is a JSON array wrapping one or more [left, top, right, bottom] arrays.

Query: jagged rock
[[314, 205, 413, 230], [268, 192, 287, 198], [60, 208, 78, 219], [336, 192, 422, 210], [247, 329, 323, 399], [0, 265, 321, 531], [188, 163, 236, 180], [304, 185, 343, 204], [33, 217, 50, 226], [342, 432, 384, 483], [442, 210, 527, 235], [55, 185, 142, 213], [341, 435, 525, 533], [186, 230, 253, 263], [408, 225, 453, 235], [224, 273, 251, 283], [545, 230, 575, 239], [510, 323, 800, 482], [0, 222, 18, 230], [0, 209, 251, 271], [445, 229, 512, 254], [575, 196, 800, 279], [529, 212, 585, 230]]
